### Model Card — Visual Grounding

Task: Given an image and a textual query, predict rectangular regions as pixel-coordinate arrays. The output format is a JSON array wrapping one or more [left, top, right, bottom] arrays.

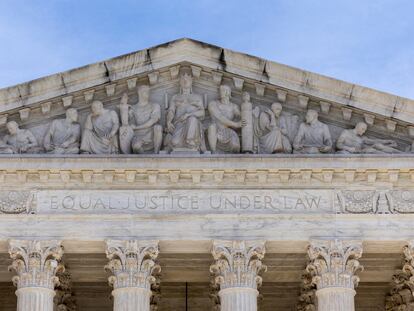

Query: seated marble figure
[[165, 73, 206, 153], [43, 108, 81, 154], [80, 101, 119, 154], [336, 122, 401, 154], [119, 85, 162, 154], [293, 110, 332, 154], [208, 85, 245, 153], [253, 102, 292, 154], [0, 121, 42, 154]]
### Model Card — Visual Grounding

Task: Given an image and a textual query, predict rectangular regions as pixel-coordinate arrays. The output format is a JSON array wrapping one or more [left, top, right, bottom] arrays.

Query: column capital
[[105, 239, 160, 290], [210, 240, 266, 290], [8, 239, 64, 290], [306, 239, 363, 290]]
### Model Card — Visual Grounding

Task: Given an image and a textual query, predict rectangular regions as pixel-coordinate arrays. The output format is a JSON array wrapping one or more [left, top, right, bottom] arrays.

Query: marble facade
[[0, 38, 414, 310]]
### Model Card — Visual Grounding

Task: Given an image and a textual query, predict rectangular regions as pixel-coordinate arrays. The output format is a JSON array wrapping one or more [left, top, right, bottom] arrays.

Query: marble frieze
[[2, 189, 414, 215]]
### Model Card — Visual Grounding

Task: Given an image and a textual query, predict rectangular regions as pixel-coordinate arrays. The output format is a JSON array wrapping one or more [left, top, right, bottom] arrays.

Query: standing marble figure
[[208, 85, 245, 153], [80, 101, 119, 154], [43, 108, 81, 154], [165, 73, 206, 152], [241, 92, 254, 153], [119, 86, 162, 154], [293, 110, 332, 154]]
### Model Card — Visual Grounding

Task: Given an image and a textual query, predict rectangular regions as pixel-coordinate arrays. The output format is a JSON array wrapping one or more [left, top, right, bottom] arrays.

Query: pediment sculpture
[[0, 72, 409, 156], [80, 100, 119, 154], [119, 85, 162, 154], [165, 73, 206, 153]]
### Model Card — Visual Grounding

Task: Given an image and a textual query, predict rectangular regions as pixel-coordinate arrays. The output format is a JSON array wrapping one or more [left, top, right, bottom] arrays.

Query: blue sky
[[0, 0, 413, 98]]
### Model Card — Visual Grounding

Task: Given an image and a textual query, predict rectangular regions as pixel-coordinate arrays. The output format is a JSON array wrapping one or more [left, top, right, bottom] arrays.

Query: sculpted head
[[355, 122, 368, 136], [66, 108, 78, 122], [6, 121, 19, 135], [180, 73, 193, 92], [271, 102, 283, 117], [219, 85, 232, 100], [305, 109, 318, 124], [91, 101, 104, 116], [137, 85, 150, 103], [242, 92, 250, 102]]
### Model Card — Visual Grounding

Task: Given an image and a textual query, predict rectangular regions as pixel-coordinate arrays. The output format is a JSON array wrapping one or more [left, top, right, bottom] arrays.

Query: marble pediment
[[0, 38, 413, 155]]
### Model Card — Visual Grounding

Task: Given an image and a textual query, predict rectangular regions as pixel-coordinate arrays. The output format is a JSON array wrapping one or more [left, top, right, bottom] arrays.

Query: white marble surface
[[36, 189, 334, 215]]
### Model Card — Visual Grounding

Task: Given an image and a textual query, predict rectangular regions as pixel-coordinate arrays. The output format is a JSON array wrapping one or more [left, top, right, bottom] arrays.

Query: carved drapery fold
[[385, 241, 414, 310]]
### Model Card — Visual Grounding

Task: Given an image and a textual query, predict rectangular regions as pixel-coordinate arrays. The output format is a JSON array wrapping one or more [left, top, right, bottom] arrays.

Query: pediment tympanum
[[0, 38, 413, 156]]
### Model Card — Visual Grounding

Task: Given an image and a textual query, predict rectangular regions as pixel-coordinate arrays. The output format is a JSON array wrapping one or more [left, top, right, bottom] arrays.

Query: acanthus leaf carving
[[210, 240, 267, 290], [105, 240, 160, 290], [306, 239, 363, 290], [8, 239, 64, 289]]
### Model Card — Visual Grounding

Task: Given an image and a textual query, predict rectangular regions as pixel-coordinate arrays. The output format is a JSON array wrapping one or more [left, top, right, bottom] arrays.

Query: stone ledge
[[0, 38, 413, 123]]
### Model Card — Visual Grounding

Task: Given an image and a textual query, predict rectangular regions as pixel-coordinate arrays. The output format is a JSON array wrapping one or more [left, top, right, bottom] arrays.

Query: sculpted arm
[[293, 124, 305, 150], [192, 98, 205, 119], [133, 104, 161, 130], [109, 111, 120, 138], [322, 126, 333, 150], [166, 97, 176, 132], [43, 121, 55, 150], [208, 101, 240, 128], [362, 136, 397, 147], [26, 130, 38, 147], [336, 131, 356, 153], [279, 117, 289, 136], [62, 125, 81, 147]]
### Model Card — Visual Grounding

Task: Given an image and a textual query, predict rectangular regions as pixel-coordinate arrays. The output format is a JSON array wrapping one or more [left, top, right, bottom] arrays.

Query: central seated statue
[[165, 73, 206, 153]]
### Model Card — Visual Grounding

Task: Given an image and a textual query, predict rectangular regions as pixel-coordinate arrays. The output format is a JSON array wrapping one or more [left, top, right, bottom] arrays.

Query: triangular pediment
[[0, 38, 413, 154]]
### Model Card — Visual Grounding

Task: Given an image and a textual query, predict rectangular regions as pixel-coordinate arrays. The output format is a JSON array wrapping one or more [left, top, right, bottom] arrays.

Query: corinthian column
[[8, 240, 64, 311], [307, 239, 363, 311], [210, 240, 266, 311], [105, 240, 160, 311]]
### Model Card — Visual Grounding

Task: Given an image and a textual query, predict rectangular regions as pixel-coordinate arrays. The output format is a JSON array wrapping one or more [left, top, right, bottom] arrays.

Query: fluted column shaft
[[307, 239, 363, 311], [316, 288, 356, 311], [8, 239, 63, 311], [210, 240, 266, 311], [112, 287, 152, 311], [219, 287, 258, 311], [105, 240, 160, 311], [16, 287, 55, 311]]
